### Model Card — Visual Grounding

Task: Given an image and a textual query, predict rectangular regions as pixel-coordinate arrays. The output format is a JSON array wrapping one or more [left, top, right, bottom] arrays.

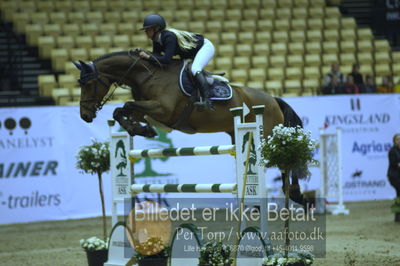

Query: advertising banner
[[0, 105, 115, 224], [1, 94, 399, 224], [284, 94, 400, 201]]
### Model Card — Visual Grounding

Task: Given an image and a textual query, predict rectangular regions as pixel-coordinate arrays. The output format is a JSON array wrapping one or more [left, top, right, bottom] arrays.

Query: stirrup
[[194, 99, 215, 111]]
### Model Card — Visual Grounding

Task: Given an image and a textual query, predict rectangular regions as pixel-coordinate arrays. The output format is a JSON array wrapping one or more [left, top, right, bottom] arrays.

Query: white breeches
[[191, 38, 215, 75]]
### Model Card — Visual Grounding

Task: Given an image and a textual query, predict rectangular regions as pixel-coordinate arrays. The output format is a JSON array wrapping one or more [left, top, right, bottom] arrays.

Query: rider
[[139, 14, 215, 111]]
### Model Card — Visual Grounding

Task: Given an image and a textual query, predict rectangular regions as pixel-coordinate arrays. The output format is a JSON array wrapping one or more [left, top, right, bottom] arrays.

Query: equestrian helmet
[[141, 14, 166, 30]]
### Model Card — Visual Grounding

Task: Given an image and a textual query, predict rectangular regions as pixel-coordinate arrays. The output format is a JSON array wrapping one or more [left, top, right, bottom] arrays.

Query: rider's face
[[395, 135, 400, 148], [144, 27, 158, 41]]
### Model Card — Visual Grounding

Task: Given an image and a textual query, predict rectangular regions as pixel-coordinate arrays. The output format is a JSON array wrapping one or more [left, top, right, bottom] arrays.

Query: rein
[[79, 50, 156, 112]]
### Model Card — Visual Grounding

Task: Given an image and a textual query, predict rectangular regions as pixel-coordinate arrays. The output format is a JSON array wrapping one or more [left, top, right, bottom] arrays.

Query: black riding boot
[[194, 71, 215, 111]]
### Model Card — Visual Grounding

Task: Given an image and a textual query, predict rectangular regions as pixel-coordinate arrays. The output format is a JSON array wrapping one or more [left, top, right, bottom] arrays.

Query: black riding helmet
[[140, 14, 166, 30]]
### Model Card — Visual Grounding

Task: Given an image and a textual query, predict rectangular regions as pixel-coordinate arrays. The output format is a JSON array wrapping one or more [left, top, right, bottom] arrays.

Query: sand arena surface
[[0, 200, 399, 266]]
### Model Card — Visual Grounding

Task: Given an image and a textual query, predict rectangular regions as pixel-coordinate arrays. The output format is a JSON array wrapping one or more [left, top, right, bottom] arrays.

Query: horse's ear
[[79, 60, 93, 73], [72, 61, 81, 70]]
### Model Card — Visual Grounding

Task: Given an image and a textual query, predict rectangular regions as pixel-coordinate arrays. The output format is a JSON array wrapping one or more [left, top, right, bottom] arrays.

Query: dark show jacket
[[150, 30, 205, 64], [388, 146, 400, 180]]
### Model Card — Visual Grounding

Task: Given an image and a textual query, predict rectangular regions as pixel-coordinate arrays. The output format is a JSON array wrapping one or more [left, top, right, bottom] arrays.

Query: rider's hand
[[139, 51, 150, 59]]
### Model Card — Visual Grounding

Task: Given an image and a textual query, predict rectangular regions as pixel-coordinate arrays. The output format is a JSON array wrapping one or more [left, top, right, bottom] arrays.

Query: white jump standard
[[318, 127, 349, 215]]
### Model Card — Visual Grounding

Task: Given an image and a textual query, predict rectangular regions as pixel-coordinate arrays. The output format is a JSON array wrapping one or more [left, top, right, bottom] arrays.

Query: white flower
[[80, 236, 108, 251], [277, 257, 287, 265]]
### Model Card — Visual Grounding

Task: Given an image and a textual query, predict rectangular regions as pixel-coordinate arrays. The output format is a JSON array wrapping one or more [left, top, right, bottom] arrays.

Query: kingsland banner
[[284, 94, 400, 201], [0, 94, 399, 224]]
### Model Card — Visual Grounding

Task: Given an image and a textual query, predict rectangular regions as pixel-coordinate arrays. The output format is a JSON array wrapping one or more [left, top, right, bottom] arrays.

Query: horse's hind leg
[[281, 171, 313, 210], [113, 107, 157, 137], [284, 173, 304, 205]]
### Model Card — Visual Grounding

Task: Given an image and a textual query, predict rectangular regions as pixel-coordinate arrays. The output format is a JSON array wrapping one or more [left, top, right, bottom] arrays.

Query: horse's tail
[[274, 97, 303, 128], [275, 97, 308, 180]]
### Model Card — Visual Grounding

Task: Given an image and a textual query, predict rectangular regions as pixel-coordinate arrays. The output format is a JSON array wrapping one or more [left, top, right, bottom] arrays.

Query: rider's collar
[[155, 32, 162, 45]]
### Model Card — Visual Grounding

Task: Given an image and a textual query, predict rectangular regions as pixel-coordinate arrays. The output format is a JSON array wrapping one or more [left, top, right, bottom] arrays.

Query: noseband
[[79, 62, 110, 112], [79, 50, 155, 113]]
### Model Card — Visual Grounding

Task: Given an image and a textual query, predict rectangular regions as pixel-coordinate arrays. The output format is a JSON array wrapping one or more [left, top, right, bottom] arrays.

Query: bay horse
[[74, 49, 310, 207]]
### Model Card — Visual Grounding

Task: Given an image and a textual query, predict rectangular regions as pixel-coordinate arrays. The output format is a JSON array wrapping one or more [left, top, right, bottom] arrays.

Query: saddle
[[178, 60, 233, 101], [169, 60, 233, 133]]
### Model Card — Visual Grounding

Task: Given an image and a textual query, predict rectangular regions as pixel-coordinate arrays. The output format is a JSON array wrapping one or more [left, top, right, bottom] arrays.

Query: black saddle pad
[[178, 61, 233, 100]]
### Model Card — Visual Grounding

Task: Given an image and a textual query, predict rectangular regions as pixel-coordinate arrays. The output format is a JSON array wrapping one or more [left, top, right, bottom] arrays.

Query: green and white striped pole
[[131, 183, 238, 194], [129, 145, 235, 160]]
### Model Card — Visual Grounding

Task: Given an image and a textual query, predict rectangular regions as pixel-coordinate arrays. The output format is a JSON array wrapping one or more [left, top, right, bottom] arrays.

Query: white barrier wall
[[0, 94, 399, 224]]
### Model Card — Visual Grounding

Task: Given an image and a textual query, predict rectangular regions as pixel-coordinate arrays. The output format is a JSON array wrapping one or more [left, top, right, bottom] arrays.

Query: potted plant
[[391, 197, 400, 222], [260, 124, 318, 178], [76, 138, 110, 265], [198, 241, 234, 266], [131, 236, 170, 266], [260, 124, 318, 262], [262, 250, 315, 266], [80, 236, 109, 266]]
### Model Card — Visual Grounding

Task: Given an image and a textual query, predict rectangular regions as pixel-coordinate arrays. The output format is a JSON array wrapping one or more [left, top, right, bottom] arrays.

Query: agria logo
[[1, 117, 32, 135], [352, 140, 391, 155]]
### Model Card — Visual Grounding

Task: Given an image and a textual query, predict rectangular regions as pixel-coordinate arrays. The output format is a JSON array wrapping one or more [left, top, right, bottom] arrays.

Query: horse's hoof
[[288, 184, 303, 205], [121, 123, 137, 136], [145, 126, 158, 138], [302, 197, 316, 213], [126, 128, 137, 136]]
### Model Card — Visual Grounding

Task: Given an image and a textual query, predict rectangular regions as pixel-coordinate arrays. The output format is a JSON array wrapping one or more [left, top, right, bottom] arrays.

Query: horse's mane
[[93, 49, 181, 69], [93, 51, 131, 63]]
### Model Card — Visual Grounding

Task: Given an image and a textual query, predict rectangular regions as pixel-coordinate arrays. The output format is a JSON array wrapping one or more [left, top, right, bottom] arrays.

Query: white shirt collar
[[156, 32, 162, 44]]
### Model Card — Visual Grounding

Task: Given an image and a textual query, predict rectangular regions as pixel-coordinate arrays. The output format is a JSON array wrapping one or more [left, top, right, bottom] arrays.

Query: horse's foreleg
[[113, 106, 157, 138], [120, 100, 174, 134], [123, 100, 165, 116]]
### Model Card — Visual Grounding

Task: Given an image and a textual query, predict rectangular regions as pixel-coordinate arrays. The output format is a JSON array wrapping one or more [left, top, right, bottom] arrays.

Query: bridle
[[79, 50, 158, 113]]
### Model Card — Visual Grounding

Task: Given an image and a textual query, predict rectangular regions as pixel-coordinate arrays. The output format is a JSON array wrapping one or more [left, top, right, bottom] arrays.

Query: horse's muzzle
[[80, 103, 97, 123], [81, 112, 97, 123]]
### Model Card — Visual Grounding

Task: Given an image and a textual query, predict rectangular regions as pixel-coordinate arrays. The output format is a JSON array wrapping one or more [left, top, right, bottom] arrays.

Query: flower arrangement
[[134, 236, 170, 258], [76, 138, 110, 174], [260, 124, 318, 173], [80, 236, 109, 251], [263, 250, 314, 266], [76, 138, 110, 242], [198, 241, 233, 266], [132, 236, 170, 266], [391, 197, 400, 213]]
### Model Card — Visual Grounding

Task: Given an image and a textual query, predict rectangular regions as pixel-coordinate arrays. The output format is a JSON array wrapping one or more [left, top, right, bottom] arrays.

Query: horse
[[73, 49, 310, 207]]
